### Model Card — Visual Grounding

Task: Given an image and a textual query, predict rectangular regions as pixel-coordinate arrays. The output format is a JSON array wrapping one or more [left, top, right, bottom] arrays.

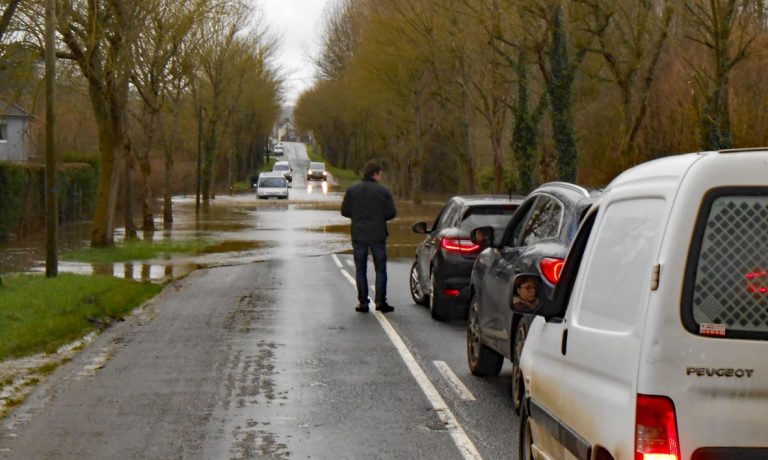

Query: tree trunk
[[123, 149, 138, 240], [202, 109, 219, 202], [546, 6, 578, 183], [89, 89, 123, 247], [512, 49, 540, 194], [412, 104, 424, 204], [139, 110, 156, 231]]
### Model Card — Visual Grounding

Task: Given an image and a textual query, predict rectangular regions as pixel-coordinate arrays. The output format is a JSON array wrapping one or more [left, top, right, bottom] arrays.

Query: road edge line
[[334, 255, 482, 460]]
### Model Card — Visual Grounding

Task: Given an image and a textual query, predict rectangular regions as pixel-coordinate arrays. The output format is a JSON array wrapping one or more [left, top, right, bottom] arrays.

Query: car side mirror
[[411, 222, 428, 234], [510, 274, 565, 321], [470, 226, 494, 249]]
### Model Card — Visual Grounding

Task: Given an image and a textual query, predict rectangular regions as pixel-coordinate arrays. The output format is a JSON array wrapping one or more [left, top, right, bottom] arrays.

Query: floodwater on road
[[0, 184, 447, 282]]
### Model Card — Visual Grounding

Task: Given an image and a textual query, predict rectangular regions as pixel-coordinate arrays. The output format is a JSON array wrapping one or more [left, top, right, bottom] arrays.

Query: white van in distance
[[515, 148, 768, 460], [256, 172, 289, 200]]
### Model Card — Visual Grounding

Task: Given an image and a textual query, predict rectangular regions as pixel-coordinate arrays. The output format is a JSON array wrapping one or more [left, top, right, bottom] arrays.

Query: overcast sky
[[259, 0, 332, 106]]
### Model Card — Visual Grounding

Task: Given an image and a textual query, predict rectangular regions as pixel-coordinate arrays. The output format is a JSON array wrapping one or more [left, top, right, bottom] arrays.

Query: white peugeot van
[[515, 149, 768, 460]]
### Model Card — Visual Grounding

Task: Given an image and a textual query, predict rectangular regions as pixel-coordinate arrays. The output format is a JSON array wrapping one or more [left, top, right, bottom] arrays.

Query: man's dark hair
[[363, 161, 383, 179]]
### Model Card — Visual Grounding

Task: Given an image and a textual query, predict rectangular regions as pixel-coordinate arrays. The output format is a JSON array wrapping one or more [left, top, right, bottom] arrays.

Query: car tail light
[[440, 237, 480, 254], [444, 288, 460, 297], [540, 258, 565, 284], [635, 394, 680, 460]]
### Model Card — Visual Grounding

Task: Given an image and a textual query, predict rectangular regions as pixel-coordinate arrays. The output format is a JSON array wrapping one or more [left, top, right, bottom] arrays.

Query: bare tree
[[683, 0, 761, 150], [0, 0, 20, 42]]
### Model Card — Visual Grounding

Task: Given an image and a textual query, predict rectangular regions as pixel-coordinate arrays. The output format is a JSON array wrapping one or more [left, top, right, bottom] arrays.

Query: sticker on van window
[[699, 323, 726, 337]]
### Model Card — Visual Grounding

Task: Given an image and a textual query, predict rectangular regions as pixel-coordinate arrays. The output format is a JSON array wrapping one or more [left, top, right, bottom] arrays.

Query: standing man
[[341, 161, 397, 313]]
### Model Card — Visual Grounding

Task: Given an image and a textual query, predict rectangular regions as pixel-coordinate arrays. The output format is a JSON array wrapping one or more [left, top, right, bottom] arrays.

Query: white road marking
[[331, 254, 343, 268], [433, 361, 476, 401], [337, 263, 482, 460], [340, 269, 356, 286], [346, 259, 354, 268]]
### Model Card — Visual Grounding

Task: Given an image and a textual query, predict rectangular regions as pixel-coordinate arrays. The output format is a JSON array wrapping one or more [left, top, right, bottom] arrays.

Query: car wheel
[[519, 403, 534, 460], [511, 319, 528, 415], [466, 294, 503, 376], [429, 271, 446, 320], [409, 261, 429, 306]]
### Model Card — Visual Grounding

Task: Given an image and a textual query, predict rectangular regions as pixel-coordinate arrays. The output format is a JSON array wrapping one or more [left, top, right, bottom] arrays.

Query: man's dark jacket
[[341, 177, 397, 242]]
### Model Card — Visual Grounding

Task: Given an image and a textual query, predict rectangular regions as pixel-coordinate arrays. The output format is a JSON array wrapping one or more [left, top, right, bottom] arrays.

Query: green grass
[[62, 239, 208, 264], [231, 181, 252, 193], [261, 157, 277, 172], [305, 144, 360, 189], [0, 273, 162, 361]]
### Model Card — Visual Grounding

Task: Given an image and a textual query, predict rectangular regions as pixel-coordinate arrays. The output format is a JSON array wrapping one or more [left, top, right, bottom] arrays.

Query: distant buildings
[[277, 119, 298, 142], [0, 101, 33, 162]]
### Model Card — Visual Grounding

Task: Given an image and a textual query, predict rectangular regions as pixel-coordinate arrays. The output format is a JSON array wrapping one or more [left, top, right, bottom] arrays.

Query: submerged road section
[[0, 143, 518, 458]]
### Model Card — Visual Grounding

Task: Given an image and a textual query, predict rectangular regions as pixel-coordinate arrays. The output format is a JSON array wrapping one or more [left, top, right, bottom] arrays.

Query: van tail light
[[440, 237, 480, 254], [540, 258, 565, 284], [635, 394, 680, 460]]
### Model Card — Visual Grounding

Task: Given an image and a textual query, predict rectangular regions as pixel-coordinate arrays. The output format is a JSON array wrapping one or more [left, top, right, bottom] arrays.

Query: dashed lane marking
[[433, 361, 476, 401], [332, 254, 343, 268], [336, 259, 482, 460]]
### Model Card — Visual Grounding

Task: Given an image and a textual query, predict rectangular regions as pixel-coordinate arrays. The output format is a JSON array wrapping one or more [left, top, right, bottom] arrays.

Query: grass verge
[[62, 239, 208, 264], [0, 273, 163, 361]]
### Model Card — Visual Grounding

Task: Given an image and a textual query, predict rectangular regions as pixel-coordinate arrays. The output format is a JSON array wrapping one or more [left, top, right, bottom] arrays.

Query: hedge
[[0, 161, 97, 240]]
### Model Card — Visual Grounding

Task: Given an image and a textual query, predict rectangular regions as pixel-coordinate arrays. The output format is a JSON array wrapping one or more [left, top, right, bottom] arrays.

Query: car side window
[[501, 199, 535, 247], [572, 199, 666, 332], [518, 196, 563, 246], [433, 202, 455, 230]]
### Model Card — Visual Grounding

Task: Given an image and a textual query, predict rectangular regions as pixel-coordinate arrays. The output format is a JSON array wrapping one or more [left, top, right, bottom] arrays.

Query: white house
[[0, 101, 32, 162]]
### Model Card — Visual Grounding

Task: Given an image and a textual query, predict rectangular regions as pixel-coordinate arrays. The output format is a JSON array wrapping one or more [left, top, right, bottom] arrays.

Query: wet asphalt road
[[0, 143, 520, 459]]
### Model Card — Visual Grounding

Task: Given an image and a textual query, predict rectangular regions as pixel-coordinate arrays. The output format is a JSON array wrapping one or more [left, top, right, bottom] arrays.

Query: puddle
[[200, 240, 268, 254], [0, 191, 452, 279]]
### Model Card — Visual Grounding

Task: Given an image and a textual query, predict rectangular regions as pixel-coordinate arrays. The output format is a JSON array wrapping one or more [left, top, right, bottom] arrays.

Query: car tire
[[520, 402, 534, 460], [511, 319, 528, 415], [409, 261, 429, 306], [429, 271, 446, 320], [466, 294, 503, 376]]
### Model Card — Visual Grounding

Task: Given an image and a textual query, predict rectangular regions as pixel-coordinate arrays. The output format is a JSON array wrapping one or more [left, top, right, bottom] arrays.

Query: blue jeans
[[352, 240, 387, 305]]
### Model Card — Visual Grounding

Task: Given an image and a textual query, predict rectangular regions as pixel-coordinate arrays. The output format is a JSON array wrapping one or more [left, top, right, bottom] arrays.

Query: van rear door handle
[[561, 328, 568, 356]]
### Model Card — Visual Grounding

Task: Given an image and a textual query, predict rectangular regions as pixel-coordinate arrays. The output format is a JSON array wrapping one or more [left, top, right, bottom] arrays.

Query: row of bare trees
[[1, 0, 281, 246], [296, 0, 768, 202]]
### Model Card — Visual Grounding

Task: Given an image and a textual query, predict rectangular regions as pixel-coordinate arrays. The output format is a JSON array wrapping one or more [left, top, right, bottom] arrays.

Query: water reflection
[[29, 261, 196, 283], [1, 190, 451, 280], [306, 181, 329, 195]]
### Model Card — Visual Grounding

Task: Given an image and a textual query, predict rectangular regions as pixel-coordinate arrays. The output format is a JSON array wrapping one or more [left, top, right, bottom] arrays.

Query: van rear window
[[684, 189, 768, 339]]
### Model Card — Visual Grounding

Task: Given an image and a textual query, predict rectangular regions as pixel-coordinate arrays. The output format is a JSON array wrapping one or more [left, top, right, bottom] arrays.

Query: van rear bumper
[[692, 447, 768, 460]]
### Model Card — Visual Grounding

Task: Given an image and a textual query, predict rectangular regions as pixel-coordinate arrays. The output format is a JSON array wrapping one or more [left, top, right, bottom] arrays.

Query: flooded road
[[0, 143, 519, 459], [0, 142, 445, 281]]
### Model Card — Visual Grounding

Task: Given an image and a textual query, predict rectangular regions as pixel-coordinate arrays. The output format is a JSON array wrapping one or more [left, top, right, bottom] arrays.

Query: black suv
[[466, 182, 599, 413], [410, 195, 523, 320]]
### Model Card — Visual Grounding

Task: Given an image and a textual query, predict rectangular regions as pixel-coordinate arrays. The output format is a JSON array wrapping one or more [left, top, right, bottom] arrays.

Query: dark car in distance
[[307, 161, 327, 181], [410, 195, 523, 320], [466, 182, 600, 413]]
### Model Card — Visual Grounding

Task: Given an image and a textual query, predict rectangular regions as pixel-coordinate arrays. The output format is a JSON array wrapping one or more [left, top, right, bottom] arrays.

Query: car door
[[478, 197, 538, 354], [488, 195, 565, 355], [417, 201, 457, 292], [525, 198, 667, 459]]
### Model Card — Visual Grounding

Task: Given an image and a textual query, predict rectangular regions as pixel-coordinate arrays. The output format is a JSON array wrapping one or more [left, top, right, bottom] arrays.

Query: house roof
[[0, 100, 32, 119]]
